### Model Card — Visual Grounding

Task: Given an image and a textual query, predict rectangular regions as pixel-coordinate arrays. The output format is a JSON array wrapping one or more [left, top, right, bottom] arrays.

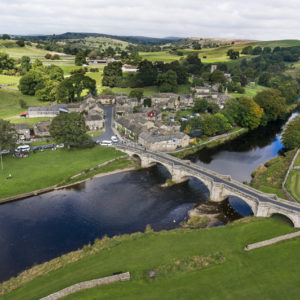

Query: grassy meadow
[[1, 217, 299, 299], [0, 146, 125, 200]]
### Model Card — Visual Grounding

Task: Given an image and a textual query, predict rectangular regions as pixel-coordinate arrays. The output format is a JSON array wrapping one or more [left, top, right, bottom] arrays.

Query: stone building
[[33, 120, 52, 137], [138, 132, 190, 152], [14, 123, 30, 140], [85, 114, 104, 131]]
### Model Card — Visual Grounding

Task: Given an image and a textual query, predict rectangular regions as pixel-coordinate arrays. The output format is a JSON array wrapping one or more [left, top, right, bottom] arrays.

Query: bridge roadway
[[116, 144, 300, 220]]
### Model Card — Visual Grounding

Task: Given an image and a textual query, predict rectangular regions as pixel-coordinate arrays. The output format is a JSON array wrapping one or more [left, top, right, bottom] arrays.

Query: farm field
[[139, 51, 182, 62], [0, 89, 48, 119], [1, 217, 298, 299]]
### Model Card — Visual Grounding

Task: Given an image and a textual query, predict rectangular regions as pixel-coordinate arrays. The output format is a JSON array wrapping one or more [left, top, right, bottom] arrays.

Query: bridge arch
[[185, 175, 211, 200], [270, 213, 295, 227]]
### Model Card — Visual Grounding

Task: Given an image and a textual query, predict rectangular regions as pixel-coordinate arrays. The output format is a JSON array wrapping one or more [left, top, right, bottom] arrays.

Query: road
[[92, 105, 115, 143]]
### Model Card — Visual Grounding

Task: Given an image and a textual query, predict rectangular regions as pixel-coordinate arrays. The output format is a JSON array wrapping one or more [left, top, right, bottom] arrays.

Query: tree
[[252, 46, 263, 55], [258, 72, 271, 86], [18, 69, 45, 95], [214, 113, 231, 133], [136, 60, 157, 86], [241, 46, 253, 55], [227, 49, 239, 59], [129, 89, 144, 102], [2, 34, 10, 40], [45, 53, 52, 59], [102, 62, 122, 87], [21, 56, 31, 72], [237, 97, 264, 129], [0, 53, 15, 72], [210, 70, 226, 84], [16, 39, 25, 47], [143, 98, 152, 107], [75, 51, 87, 66], [57, 74, 96, 102], [36, 80, 59, 101], [281, 115, 300, 149], [185, 53, 202, 75], [193, 98, 208, 113], [0, 119, 17, 170], [157, 70, 178, 92], [254, 89, 286, 124], [49, 112, 90, 149]]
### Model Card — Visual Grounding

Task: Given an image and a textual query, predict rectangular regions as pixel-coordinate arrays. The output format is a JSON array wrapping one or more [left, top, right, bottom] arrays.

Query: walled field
[[1, 218, 298, 299]]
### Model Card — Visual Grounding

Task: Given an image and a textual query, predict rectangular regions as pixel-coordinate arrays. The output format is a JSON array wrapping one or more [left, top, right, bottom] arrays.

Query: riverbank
[[1, 218, 298, 299], [0, 147, 130, 201], [285, 150, 300, 202], [250, 149, 297, 200], [170, 127, 248, 159]]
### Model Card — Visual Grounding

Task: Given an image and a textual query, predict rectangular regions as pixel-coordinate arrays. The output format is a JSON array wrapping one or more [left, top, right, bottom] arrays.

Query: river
[[0, 113, 297, 283]]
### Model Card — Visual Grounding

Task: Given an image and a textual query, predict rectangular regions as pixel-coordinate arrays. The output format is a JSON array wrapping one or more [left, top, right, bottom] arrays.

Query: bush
[[19, 99, 27, 108]]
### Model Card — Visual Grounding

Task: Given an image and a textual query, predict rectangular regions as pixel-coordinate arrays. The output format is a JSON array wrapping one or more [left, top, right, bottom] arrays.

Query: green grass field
[[0, 146, 124, 200], [0, 89, 48, 119], [1, 217, 298, 299], [230, 85, 267, 99], [7, 117, 51, 128], [0, 75, 20, 85], [139, 51, 182, 63], [286, 170, 300, 202], [86, 72, 103, 85], [98, 84, 191, 96]]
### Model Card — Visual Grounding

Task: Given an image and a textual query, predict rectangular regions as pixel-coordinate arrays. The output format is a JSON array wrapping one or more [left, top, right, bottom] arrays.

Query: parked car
[[111, 136, 118, 143], [0, 150, 10, 155], [16, 145, 30, 152], [101, 140, 113, 146], [31, 145, 42, 151], [42, 144, 55, 150], [56, 143, 64, 149]]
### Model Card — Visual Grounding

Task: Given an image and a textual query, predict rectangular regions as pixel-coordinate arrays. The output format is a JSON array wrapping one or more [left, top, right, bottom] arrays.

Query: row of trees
[[281, 116, 300, 149]]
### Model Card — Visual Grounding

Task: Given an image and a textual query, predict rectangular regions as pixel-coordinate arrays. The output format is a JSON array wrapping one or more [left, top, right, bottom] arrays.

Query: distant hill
[[21, 32, 180, 46]]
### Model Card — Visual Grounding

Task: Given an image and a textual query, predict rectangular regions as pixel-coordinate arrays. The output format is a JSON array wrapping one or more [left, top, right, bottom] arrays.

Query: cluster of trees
[[281, 115, 300, 149], [45, 53, 60, 60], [19, 64, 96, 102], [182, 88, 288, 137], [102, 59, 189, 92], [182, 113, 231, 136]]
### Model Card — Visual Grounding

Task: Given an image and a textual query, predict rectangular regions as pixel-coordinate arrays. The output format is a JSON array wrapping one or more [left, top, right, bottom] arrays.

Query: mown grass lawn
[[0, 146, 124, 200], [1, 218, 298, 299]]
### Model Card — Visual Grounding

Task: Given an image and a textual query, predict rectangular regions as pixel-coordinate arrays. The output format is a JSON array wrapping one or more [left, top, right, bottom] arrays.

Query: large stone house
[[138, 132, 190, 152], [85, 114, 104, 131]]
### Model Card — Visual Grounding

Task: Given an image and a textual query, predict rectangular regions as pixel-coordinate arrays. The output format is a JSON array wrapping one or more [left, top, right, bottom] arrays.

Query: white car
[[16, 145, 30, 152], [101, 140, 113, 146], [111, 136, 118, 143]]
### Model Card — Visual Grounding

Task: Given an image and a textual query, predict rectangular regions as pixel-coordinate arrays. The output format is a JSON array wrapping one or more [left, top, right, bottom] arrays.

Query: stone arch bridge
[[117, 145, 300, 228]]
